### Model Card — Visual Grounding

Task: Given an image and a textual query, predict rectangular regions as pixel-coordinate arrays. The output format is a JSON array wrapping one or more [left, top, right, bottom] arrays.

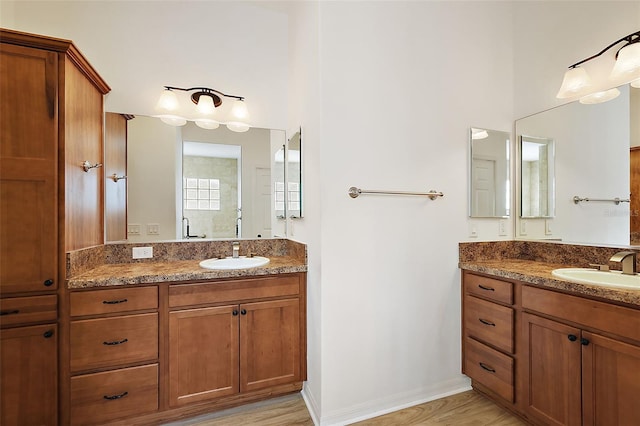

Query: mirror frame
[[286, 127, 303, 219]]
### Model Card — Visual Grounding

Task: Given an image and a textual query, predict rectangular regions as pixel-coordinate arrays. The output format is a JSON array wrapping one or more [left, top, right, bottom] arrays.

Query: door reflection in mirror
[[469, 128, 510, 218]]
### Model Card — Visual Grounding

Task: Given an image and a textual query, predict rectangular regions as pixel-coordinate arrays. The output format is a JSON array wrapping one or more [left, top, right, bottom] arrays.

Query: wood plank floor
[[166, 390, 526, 425]]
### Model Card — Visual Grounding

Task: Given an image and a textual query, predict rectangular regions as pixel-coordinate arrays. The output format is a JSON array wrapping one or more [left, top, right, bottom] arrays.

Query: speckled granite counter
[[460, 258, 640, 308], [66, 239, 307, 289], [459, 240, 640, 307]]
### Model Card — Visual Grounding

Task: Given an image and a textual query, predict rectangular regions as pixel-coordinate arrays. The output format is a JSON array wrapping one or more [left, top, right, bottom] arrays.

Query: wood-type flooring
[[166, 390, 526, 425]]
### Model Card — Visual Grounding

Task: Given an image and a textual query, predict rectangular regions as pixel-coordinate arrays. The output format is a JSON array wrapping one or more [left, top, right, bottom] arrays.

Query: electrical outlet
[[127, 224, 141, 235], [498, 220, 507, 236], [147, 223, 160, 235], [132, 246, 153, 259], [469, 224, 478, 238]]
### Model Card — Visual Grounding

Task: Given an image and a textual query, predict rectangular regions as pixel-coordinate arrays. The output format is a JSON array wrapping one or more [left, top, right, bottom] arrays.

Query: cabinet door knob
[[232, 310, 239, 316], [43, 330, 54, 338], [478, 285, 495, 291], [568, 334, 577, 342], [581, 338, 590, 346], [43, 279, 54, 287], [241, 309, 247, 315]]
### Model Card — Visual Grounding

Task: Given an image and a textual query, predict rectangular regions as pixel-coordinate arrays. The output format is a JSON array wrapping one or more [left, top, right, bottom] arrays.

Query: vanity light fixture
[[557, 30, 640, 103], [155, 86, 251, 132]]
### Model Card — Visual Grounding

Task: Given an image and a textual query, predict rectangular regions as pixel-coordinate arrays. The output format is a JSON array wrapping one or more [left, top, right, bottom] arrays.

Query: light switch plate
[[128, 224, 141, 235], [520, 220, 527, 236], [545, 219, 552, 235], [147, 223, 160, 235]]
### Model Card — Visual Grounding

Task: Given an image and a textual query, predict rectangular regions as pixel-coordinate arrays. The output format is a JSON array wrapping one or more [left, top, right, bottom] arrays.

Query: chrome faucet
[[609, 251, 637, 275], [232, 241, 240, 258]]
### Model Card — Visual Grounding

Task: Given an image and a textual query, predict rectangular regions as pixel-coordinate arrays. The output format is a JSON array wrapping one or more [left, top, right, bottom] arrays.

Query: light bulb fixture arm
[[162, 86, 244, 101], [567, 30, 640, 69]]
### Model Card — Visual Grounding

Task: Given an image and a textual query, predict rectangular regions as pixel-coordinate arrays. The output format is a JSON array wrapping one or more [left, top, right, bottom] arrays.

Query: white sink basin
[[200, 256, 270, 270], [551, 268, 640, 290]]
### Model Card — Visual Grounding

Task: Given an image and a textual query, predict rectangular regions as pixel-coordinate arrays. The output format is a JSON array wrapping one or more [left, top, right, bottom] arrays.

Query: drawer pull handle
[[43, 279, 54, 287], [479, 318, 496, 326], [43, 330, 54, 338], [103, 391, 128, 400], [0, 309, 19, 316], [103, 338, 128, 346], [478, 285, 495, 291], [479, 362, 496, 373], [103, 298, 128, 305]]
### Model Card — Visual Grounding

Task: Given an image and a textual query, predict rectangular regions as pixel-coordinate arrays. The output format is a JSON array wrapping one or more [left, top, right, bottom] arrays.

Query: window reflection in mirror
[[520, 136, 555, 218], [469, 128, 510, 218], [287, 128, 302, 218]]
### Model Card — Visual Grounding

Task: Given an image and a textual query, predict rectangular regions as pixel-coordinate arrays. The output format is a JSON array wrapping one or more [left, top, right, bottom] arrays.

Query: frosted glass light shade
[[230, 99, 249, 120], [227, 122, 250, 133], [579, 87, 620, 104], [556, 67, 592, 98], [610, 42, 640, 81], [158, 115, 187, 126], [196, 95, 216, 115], [195, 119, 220, 130], [155, 89, 180, 113]]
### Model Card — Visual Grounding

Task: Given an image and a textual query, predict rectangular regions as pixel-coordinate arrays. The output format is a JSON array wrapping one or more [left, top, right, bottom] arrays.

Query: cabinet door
[[0, 43, 58, 295], [1, 324, 58, 425], [582, 332, 640, 425], [521, 313, 581, 426], [240, 298, 300, 392], [168, 305, 239, 407]]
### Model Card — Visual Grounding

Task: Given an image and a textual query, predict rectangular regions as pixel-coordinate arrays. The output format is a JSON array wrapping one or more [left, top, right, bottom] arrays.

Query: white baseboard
[[301, 383, 321, 426], [314, 376, 472, 426]]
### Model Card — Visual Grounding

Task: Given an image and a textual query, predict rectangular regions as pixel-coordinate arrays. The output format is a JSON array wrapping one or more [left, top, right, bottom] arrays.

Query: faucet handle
[[588, 263, 610, 271]]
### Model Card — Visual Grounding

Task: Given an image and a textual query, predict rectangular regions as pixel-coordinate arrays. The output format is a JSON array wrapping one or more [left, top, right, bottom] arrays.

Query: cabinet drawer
[[0, 295, 57, 327], [464, 273, 513, 305], [464, 295, 514, 353], [169, 275, 300, 308], [522, 285, 640, 343], [70, 286, 158, 317], [70, 363, 158, 425], [464, 337, 514, 402], [70, 313, 158, 372]]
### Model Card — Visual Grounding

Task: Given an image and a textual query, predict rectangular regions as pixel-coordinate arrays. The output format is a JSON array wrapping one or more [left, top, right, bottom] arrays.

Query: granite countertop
[[459, 259, 640, 307], [67, 255, 307, 289]]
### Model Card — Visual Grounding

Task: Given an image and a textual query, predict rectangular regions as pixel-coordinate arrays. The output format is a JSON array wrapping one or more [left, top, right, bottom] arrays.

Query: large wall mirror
[[469, 127, 511, 218], [124, 115, 286, 242], [515, 84, 637, 246]]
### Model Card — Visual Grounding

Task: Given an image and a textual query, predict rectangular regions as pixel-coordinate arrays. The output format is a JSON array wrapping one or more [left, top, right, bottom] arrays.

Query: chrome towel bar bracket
[[348, 186, 444, 200]]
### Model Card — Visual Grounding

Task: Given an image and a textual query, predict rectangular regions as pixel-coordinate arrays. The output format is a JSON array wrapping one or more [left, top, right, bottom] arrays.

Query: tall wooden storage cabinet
[[0, 29, 109, 425]]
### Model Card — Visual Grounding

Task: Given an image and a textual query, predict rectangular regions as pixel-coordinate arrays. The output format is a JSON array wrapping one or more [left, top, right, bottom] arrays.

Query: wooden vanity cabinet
[[462, 272, 515, 403], [462, 270, 640, 426], [521, 285, 640, 426], [68, 285, 159, 425], [1, 29, 109, 426], [168, 274, 305, 409]]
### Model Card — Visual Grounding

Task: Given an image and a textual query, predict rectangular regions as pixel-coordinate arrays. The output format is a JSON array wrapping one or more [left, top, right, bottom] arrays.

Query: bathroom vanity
[[460, 241, 640, 426], [63, 240, 307, 425]]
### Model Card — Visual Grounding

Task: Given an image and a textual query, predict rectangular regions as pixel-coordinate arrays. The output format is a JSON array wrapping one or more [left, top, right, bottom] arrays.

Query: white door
[[472, 158, 496, 216]]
